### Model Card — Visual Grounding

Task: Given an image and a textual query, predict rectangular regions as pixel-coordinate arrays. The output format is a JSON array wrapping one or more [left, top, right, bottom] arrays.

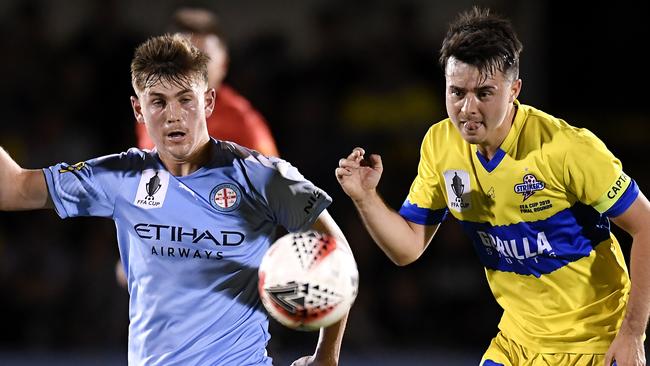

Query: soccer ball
[[258, 230, 359, 331]]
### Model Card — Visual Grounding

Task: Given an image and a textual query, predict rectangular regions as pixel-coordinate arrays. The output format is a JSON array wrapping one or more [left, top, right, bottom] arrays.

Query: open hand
[[604, 327, 645, 366], [335, 147, 383, 201]]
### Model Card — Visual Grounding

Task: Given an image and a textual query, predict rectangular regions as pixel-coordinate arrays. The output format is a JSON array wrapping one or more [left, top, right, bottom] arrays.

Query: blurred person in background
[[336, 7, 649, 366], [1, 33, 349, 366]]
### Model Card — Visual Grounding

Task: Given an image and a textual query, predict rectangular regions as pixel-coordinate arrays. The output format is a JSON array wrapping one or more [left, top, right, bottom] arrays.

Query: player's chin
[[460, 132, 484, 145], [162, 143, 192, 158]]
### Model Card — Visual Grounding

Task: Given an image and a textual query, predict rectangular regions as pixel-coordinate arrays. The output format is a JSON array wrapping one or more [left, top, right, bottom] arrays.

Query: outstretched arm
[[335, 147, 439, 265], [0, 147, 51, 210], [606, 192, 650, 366], [291, 210, 350, 366]]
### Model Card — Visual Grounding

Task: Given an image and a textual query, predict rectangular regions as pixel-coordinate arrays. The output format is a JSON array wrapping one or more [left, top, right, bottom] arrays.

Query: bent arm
[[352, 191, 439, 266], [305, 210, 351, 365], [611, 192, 650, 335], [605, 192, 650, 365], [336, 148, 439, 266], [0, 147, 51, 210]]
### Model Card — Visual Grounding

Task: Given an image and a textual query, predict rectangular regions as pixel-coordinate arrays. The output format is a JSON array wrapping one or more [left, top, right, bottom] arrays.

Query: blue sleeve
[[603, 179, 640, 217], [242, 155, 332, 232], [43, 152, 134, 218], [399, 199, 449, 225]]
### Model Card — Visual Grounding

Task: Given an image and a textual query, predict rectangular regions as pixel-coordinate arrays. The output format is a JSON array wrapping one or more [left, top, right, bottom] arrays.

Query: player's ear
[[204, 88, 216, 118], [131, 96, 145, 124], [509, 79, 522, 103]]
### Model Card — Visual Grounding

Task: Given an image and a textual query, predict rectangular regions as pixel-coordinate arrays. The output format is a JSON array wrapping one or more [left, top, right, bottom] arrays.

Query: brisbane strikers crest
[[514, 173, 545, 201], [210, 183, 242, 212]]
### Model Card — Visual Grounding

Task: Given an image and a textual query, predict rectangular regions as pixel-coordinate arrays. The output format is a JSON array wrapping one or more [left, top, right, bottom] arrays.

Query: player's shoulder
[[85, 147, 156, 172], [520, 104, 604, 147], [426, 117, 455, 135], [218, 140, 304, 181], [218, 140, 277, 168], [423, 118, 465, 152]]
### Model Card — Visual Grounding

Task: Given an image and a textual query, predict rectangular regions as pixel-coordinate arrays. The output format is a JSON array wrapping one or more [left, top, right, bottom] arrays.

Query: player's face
[[131, 78, 215, 162], [445, 57, 521, 152]]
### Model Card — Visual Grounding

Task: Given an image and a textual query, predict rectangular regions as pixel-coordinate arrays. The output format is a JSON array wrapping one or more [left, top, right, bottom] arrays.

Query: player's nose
[[460, 95, 479, 115], [165, 101, 182, 122]]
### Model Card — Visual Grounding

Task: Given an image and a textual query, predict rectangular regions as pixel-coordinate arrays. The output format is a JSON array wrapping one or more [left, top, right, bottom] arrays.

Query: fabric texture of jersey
[[136, 84, 279, 157], [43, 139, 331, 365], [399, 101, 637, 353], [481, 331, 614, 366]]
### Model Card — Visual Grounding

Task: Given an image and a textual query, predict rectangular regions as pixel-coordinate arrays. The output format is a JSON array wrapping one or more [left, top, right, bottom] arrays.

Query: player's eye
[[152, 99, 165, 107], [450, 89, 464, 98]]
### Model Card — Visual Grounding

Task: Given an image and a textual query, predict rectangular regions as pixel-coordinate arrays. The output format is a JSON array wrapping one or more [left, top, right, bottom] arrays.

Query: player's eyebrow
[[174, 89, 193, 96], [149, 89, 193, 98], [449, 85, 497, 92], [476, 85, 496, 92]]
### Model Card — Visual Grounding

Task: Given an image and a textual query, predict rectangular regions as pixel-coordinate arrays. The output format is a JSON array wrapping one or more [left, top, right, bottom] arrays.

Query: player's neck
[[159, 139, 213, 177]]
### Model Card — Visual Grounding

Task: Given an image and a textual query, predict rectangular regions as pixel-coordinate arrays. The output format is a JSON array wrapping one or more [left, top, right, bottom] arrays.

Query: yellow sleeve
[[561, 127, 630, 213], [405, 127, 447, 211]]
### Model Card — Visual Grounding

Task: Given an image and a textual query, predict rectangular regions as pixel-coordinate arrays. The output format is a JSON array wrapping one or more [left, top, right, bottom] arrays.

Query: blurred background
[[0, 0, 648, 364]]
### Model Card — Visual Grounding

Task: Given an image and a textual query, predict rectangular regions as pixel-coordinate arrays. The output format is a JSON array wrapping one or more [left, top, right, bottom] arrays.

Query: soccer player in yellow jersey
[[336, 7, 649, 366]]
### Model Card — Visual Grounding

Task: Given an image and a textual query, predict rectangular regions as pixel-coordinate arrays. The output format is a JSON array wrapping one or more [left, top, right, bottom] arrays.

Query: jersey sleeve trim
[[293, 192, 332, 232], [399, 200, 448, 225], [602, 179, 639, 217], [42, 167, 70, 219], [592, 172, 633, 214]]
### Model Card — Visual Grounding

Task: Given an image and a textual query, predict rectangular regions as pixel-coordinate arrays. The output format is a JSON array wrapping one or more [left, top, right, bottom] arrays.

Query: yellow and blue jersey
[[400, 101, 637, 353]]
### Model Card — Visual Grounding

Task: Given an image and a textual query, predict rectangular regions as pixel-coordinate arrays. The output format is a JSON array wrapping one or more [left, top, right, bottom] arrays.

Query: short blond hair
[[130, 33, 209, 93]]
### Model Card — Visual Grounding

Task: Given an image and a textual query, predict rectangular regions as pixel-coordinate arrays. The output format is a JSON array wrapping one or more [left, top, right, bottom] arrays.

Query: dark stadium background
[[0, 0, 648, 364]]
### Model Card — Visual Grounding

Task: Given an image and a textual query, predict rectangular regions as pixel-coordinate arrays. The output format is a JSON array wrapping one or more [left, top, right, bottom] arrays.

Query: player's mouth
[[461, 120, 484, 133], [166, 130, 187, 142]]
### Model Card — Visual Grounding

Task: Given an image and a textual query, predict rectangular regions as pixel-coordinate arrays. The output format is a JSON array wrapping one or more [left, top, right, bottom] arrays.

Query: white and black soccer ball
[[258, 230, 359, 331]]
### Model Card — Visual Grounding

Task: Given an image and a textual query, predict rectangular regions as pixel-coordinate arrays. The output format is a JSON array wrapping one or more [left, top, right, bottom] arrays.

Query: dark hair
[[130, 33, 209, 93], [439, 7, 523, 81]]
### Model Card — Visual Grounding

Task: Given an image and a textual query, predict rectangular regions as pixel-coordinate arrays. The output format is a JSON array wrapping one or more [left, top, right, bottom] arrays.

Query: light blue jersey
[[43, 139, 332, 365]]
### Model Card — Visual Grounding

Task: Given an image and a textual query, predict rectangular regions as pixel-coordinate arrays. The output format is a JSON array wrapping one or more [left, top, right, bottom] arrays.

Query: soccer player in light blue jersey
[[0, 33, 350, 365], [336, 7, 649, 366]]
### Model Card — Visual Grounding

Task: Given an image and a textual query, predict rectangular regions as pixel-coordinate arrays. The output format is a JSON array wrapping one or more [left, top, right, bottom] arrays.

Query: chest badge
[[134, 169, 170, 209], [514, 173, 545, 201], [443, 170, 471, 212], [486, 186, 495, 199], [210, 183, 242, 212]]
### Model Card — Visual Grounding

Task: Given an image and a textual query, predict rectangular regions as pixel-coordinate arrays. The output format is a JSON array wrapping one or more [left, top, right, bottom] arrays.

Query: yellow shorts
[[480, 332, 612, 366]]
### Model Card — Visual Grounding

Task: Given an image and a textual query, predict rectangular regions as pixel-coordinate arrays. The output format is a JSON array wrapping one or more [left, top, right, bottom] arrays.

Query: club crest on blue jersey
[[210, 183, 242, 212], [514, 173, 545, 201]]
